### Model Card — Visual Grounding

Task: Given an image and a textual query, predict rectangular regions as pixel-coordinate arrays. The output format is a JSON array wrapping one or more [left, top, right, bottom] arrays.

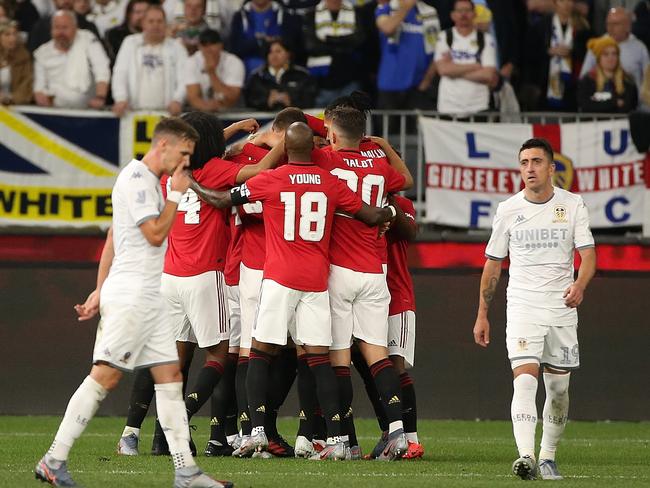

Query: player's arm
[[564, 247, 596, 308], [387, 195, 417, 242], [139, 165, 192, 247], [368, 136, 413, 189], [473, 258, 502, 347], [223, 118, 260, 141], [353, 202, 397, 227], [234, 142, 284, 183], [74, 226, 114, 321], [189, 178, 253, 209]]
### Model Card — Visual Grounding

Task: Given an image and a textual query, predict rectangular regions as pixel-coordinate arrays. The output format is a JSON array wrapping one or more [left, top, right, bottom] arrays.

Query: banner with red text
[[420, 117, 645, 228]]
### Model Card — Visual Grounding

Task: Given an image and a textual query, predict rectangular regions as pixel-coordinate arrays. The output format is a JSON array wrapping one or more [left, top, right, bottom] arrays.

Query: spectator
[[304, 0, 364, 107], [230, 0, 303, 77], [14, 0, 41, 37], [28, 0, 101, 51], [104, 0, 149, 60], [475, 1, 522, 83], [87, 0, 128, 38], [33, 10, 110, 108], [578, 35, 638, 112], [0, 19, 33, 104], [170, 0, 209, 54], [641, 64, 650, 105], [73, 0, 91, 16], [435, 0, 498, 115], [245, 39, 316, 110], [521, 0, 592, 111], [169, 0, 234, 38], [111, 4, 188, 116], [375, 0, 440, 110], [633, 0, 650, 50], [580, 8, 649, 95], [185, 28, 244, 111]]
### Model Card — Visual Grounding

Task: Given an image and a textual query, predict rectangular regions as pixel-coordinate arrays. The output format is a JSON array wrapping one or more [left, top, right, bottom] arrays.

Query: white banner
[[421, 117, 646, 229]]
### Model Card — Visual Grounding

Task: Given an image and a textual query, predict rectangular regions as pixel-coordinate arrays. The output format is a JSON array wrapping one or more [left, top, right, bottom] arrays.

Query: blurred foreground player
[[35, 118, 232, 487], [473, 138, 596, 481]]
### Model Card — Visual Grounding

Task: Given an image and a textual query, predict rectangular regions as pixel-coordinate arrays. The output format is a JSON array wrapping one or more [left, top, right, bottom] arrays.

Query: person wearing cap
[[577, 35, 638, 112], [0, 19, 33, 104]]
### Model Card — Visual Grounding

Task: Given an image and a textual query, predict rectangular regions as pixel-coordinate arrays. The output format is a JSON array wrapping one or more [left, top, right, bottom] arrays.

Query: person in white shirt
[[87, 0, 128, 37], [185, 28, 244, 111], [434, 0, 498, 115], [473, 138, 596, 481], [112, 4, 188, 116], [33, 9, 110, 108], [34, 117, 233, 488]]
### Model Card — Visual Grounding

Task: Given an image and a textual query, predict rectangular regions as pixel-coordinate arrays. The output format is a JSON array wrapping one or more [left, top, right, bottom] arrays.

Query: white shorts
[[253, 279, 332, 347], [329, 264, 390, 351], [93, 300, 178, 372], [506, 322, 580, 370], [227, 285, 241, 348], [239, 263, 263, 349], [387, 310, 416, 368], [161, 271, 229, 348]]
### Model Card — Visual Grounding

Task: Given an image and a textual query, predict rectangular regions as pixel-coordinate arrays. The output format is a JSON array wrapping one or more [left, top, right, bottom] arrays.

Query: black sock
[[352, 348, 389, 431], [185, 360, 224, 419], [236, 357, 251, 436], [314, 410, 327, 441], [305, 353, 341, 438], [334, 366, 358, 446], [399, 372, 418, 435], [370, 358, 403, 430], [209, 354, 237, 443], [296, 354, 316, 439], [181, 355, 193, 397], [246, 349, 273, 429], [265, 348, 297, 439], [126, 368, 154, 429]]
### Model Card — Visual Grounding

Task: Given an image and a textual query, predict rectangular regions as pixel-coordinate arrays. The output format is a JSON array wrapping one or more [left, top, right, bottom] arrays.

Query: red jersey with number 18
[[244, 162, 363, 292], [162, 157, 243, 277], [387, 195, 417, 315]]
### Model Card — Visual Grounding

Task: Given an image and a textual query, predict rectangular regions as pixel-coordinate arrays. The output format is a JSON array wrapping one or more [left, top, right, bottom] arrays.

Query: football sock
[[49, 376, 108, 461], [511, 373, 538, 459], [265, 348, 297, 438], [296, 354, 317, 439], [399, 372, 418, 440], [155, 382, 195, 470], [539, 372, 570, 461], [185, 360, 224, 419], [125, 368, 154, 430], [247, 349, 273, 429], [180, 355, 193, 396], [209, 354, 237, 443], [334, 366, 358, 446], [369, 358, 404, 433], [314, 409, 327, 441], [236, 357, 251, 436], [305, 353, 341, 438], [352, 348, 389, 431]]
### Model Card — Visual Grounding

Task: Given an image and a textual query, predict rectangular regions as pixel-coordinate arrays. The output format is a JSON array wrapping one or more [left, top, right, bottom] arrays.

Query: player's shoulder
[[394, 195, 415, 213], [554, 187, 584, 206], [495, 191, 526, 214]]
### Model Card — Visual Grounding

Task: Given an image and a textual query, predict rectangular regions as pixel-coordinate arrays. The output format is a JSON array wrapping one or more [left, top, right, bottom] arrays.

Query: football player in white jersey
[[35, 118, 231, 488], [473, 138, 596, 481]]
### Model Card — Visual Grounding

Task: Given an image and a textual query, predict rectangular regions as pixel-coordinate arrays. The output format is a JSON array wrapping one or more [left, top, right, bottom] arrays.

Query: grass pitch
[[1, 416, 648, 487]]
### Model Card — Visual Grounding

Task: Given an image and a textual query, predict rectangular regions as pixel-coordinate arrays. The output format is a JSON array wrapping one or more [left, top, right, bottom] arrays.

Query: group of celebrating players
[[34, 93, 423, 488]]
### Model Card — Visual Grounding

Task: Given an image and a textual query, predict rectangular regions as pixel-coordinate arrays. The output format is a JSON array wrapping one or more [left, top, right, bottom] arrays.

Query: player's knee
[[544, 371, 571, 397]]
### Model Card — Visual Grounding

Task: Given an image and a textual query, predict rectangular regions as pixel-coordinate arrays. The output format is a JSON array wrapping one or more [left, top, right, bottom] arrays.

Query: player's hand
[[170, 163, 192, 193], [563, 283, 585, 308], [74, 289, 100, 321], [473, 316, 490, 347], [235, 118, 260, 134], [368, 135, 388, 149], [378, 220, 392, 237]]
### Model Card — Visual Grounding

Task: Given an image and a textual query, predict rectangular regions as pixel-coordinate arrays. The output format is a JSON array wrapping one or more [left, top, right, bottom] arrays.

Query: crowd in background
[[0, 0, 648, 115]]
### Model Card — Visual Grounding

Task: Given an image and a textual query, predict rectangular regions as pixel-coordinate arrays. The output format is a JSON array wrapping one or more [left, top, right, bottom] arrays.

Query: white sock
[[511, 374, 538, 459], [251, 426, 265, 437], [122, 426, 140, 438], [48, 376, 108, 461], [326, 436, 342, 445], [155, 382, 196, 470], [388, 420, 403, 435], [226, 434, 238, 445], [405, 432, 419, 443], [539, 372, 570, 461]]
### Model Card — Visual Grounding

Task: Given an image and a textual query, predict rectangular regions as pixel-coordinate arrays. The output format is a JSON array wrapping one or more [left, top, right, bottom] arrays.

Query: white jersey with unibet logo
[[101, 159, 167, 306], [485, 188, 595, 326]]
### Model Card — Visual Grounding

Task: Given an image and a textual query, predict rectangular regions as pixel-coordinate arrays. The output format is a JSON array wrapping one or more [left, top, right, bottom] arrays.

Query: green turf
[[1, 416, 649, 487]]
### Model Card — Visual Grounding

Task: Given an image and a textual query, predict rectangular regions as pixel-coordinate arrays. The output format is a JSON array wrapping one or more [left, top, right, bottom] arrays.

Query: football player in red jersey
[[189, 122, 397, 460]]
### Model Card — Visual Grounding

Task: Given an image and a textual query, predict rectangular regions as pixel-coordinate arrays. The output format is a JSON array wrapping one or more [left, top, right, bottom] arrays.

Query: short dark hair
[[272, 107, 308, 131], [324, 90, 372, 119], [266, 40, 291, 58], [198, 28, 222, 46], [453, 0, 475, 10], [152, 116, 200, 146], [179, 111, 225, 170], [519, 138, 554, 162], [330, 106, 366, 142]]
